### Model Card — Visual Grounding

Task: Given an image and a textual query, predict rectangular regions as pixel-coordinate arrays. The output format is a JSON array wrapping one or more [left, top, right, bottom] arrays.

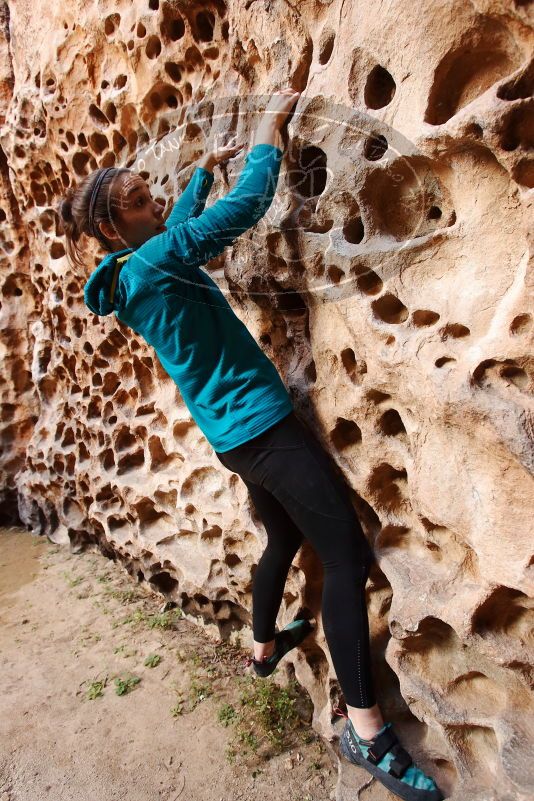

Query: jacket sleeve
[[160, 143, 283, 271], [165, 167, 215, 226]]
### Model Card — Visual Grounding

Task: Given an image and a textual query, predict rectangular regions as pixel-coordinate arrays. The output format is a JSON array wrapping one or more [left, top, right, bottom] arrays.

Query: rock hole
[[327, 265, 344, 283], [203, 46, 219, 59], [341, 348, 356, 378], [364, 65, 396, 109], [439, 323, 470, 339], [371, 293, 409, 324], [435, 356, 456, 368], [161, 14, 185, 42], [200, 525, 223, 540], [513, 158, 534, 189], [356, 270, 382, 295], [425, 22, 522, 124], [472, 585, 531, 636], [497, 63, 533, 101], [165, 62, 182, 82], [330, 417, 362, 451], [225, 553, 241, 568], [304, 359, 317, 383], [377, 525, 410, 551], [117, 449, 145, 474], [378, 409, 406, 437], [360, 157, 451, 241], [366, 389, 391, 404], [427, 205, 442, 219], [104, 102, 117, 123], [500, 365, 528, 389], [412, 310, 440, 327], [510, 313, 532, 335], [195, 10, 215, 42], [149, 571, 178, 594], [146, 35, 162, 59], [367, 463, 408, 512], [88, 132, 109, 155], [363, 134, 388, 161], [343, 216, 364, 244], [50, 242, 65, 259], [88, 104, 109, 129], [318, 28, 335, 65], [104, 13, 121, 36], [273, 284, 307, 314], [288, 145, 328, 198], [465, 122, 483, 138]]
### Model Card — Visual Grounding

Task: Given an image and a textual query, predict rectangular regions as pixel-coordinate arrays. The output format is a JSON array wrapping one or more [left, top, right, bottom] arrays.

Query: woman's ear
[[98, 220, 122, 243]]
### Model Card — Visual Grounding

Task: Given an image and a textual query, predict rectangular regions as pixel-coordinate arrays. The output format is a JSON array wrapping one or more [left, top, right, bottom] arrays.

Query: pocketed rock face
[[0, 2, 533, 798]]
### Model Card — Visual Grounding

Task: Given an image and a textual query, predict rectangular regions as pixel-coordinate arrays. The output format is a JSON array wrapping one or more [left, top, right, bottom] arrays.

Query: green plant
[[86, 678, 107, 700], [189, 676, 213, 708], [113, 609, 147, 628], [146, 609, 183, 629], [238, 729, 259, 753], [105, 587, 141, 604], [170, 696, 184, 717], [113, 644, 137, 658], [62, 571, 84, 588], [218, 675, 303, 764], [218, 703, 237, 727], [144, 653, 162, 668], [114, 674, 141, 695]]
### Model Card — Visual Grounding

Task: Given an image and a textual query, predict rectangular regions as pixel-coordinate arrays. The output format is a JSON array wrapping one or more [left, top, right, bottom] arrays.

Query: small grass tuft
[[217, 674, 305, 764], [86, 678, 107, 700], [114, 674, 141, 695]]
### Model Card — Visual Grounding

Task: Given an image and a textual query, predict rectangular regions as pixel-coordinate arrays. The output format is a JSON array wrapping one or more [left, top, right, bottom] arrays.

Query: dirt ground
[[0, 524, 345, 801]]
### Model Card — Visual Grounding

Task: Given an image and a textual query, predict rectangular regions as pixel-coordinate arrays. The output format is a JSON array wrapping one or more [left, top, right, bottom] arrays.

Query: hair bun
[[59, 191, 74, 224]]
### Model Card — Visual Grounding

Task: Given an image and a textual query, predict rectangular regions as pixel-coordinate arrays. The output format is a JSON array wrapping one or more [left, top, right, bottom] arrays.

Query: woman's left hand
[[199, 138, 244, 172]]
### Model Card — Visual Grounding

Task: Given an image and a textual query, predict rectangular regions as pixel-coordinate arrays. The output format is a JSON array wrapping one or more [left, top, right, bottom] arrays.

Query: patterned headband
[[89, 167, 114, 240]]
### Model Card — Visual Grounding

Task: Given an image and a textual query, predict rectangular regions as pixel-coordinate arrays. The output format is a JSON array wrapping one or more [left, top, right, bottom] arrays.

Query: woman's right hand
[[261, 88, 301, 129]]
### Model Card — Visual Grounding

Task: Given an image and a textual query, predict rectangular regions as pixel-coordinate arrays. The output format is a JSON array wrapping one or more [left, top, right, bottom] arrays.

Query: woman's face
[[99, 172, 167, 251]]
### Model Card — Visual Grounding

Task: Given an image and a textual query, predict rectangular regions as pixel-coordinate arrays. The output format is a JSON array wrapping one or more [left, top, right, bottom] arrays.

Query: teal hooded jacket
[[83, 143, 293, 452]]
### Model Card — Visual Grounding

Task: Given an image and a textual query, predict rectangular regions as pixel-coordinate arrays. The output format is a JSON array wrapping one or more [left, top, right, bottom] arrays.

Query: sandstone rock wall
[[0, 1, 533, 798]]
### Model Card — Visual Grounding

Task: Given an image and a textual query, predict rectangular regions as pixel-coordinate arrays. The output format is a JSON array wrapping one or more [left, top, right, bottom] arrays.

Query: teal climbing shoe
[[247, 618, 314, 677], [338, 714, 445, 801]]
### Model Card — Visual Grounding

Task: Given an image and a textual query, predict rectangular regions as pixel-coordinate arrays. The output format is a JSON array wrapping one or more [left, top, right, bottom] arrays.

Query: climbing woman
[[58, 87, 444, 801]]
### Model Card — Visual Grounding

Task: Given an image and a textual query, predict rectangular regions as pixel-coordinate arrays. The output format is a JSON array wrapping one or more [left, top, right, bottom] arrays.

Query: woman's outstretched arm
[[164, 166, 215, 227], [153, 89, 300, 274]]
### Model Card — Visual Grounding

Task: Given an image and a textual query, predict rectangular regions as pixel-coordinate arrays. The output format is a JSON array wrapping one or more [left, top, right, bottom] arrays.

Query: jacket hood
[[83, 248, 133, 316]]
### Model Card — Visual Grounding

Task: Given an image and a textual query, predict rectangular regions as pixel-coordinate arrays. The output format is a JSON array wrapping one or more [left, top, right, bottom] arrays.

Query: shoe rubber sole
[[339, 723, 445, 801], [252, 619, 314, 677]]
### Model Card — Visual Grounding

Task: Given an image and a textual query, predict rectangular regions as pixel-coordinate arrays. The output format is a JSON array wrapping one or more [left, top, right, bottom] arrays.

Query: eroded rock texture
[[0, 1, 533, 798]]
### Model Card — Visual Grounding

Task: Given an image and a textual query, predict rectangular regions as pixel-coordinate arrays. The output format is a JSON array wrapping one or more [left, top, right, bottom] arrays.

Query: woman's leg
[[215, 412, 380, 732], [241, 477, 304, 660]]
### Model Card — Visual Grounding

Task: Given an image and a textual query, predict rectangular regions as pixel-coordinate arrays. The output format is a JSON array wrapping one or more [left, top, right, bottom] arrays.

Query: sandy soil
[[0, 525, 341, 801]]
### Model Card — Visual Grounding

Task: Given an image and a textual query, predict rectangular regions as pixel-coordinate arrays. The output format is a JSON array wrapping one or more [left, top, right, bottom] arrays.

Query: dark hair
[[56, 166, 130, 271]]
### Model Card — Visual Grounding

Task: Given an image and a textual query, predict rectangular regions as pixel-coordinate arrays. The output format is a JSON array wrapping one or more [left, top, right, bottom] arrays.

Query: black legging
[[215, 410, 376, 708]]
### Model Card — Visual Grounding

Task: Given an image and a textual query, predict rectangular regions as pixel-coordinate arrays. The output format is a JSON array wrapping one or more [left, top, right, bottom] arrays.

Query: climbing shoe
[[245, 618, 314, 677], [336, 710, 445, 801]]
